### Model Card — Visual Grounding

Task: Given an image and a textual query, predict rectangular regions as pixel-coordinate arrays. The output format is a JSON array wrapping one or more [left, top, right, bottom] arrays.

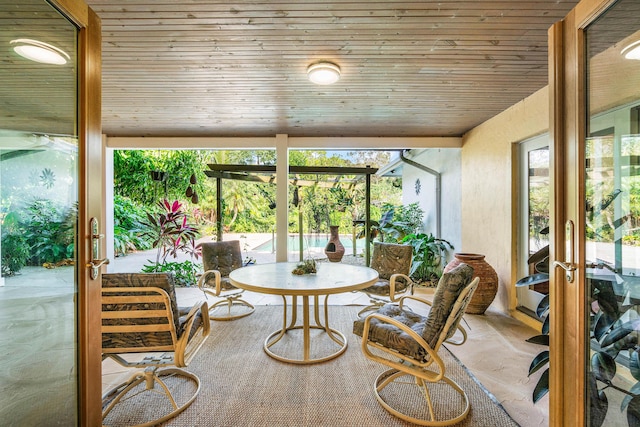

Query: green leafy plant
[[531, 265, 640, 425], [587, 266, 640, 426], [526, 294, 551, 403], [141, 260, 202, 287], [521, 232, 640, 425], [401, 233, 453, 285], [356, 203, 425, 245], [113, 195, 152, 256], [113, 225, 150, 257], [1, 233, 30, 276], [22, 199, 75, 265], [516, 225, 551, 403]]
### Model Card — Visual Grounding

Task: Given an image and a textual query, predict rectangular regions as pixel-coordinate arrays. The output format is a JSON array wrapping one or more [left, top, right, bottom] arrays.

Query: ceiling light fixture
[[307, 62, 341, 85], [621, 40, 640, 60], [10, 38, 70, 65]]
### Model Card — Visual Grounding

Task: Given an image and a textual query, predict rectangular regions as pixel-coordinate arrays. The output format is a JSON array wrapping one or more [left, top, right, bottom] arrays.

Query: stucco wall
[[461, 87, 549, 314], [402, 149, 462, 261]]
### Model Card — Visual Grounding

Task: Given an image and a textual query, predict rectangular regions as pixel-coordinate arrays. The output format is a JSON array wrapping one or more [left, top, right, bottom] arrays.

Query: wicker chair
[[101, 272, 210, 427], [357, 241, 414, 316], [353, 263, 479, 426], [197, 240, 255, 320]]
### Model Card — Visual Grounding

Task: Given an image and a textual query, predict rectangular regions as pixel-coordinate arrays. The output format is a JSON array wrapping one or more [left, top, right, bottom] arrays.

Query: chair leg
[[208, 295, 255, 321], [102, 367, 201, 427], [373, 368, 470, 426]]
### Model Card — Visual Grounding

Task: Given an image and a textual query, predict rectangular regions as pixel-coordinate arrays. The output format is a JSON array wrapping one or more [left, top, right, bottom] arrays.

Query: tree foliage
[[113, 149, 402, 238]]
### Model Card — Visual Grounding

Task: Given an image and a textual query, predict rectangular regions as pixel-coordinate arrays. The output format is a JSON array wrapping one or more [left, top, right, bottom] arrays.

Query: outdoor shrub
[[1, 233, 30, 276], [141, 260, 202, 287], [22, 199, 75, 265], [390, 202, 425, 235], [358, 203, 425, 243], [141, 199, 201, 268], [113, 195, 152, 256], [114, 225, 151, 257]]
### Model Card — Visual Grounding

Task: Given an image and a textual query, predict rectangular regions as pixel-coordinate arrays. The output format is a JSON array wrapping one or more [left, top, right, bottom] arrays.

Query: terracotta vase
[[444, 253, 498, 314], [324, 225, 345, 262]]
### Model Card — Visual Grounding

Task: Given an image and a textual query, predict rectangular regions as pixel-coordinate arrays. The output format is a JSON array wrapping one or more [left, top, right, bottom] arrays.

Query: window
[[516, 135, 550, 317]]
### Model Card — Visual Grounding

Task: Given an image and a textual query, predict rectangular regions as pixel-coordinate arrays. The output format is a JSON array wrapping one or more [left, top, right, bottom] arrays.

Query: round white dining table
[[229, 261, 378, 364]]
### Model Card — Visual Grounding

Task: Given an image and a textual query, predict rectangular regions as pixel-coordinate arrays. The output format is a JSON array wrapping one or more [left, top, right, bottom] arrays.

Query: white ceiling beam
[[105, 135, 462, 150]]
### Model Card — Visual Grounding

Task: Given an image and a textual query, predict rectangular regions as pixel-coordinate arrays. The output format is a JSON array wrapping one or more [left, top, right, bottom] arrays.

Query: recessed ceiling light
[[10, 38, 70, 65], [307, 62, 341, 85], [621, 40, 640, 60]]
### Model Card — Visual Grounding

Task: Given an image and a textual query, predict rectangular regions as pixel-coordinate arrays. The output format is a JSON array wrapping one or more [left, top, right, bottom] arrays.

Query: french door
[[551, 0, 640, 425], [0, 1, 102, 425]]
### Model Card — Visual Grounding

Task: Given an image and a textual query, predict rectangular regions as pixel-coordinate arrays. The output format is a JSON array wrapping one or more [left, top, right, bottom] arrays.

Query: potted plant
[[401, 232, 453, 286]]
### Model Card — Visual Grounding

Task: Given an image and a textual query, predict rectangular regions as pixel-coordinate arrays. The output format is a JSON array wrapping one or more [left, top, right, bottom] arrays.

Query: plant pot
[[324, 225, 345, 262], [444, 253, 498, 314]]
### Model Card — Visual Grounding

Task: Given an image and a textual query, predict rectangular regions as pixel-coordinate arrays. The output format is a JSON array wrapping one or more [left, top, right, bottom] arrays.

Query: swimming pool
[[253, 234, 366, 253]]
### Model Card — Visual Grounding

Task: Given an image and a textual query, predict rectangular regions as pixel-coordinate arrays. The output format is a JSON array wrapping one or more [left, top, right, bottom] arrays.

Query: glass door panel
[[517, 135, 550, 317], [0, 1, 78, 425], [585, 1, 640, 424]]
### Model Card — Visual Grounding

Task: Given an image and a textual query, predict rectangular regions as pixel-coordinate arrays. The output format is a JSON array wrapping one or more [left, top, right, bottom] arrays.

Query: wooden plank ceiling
[[1, 0, 78, 136], [4, 1, 582, 138]]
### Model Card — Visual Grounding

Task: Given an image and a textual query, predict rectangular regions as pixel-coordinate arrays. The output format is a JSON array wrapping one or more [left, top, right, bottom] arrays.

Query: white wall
[[401, 149, 462, 261]]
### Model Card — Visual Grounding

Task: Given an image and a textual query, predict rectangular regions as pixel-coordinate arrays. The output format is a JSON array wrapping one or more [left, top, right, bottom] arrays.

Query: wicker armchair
[[353, 263, 479, 426], [197, 240, 255, 320], [357, 241, 414, 316], [101, 272, 210, 427]]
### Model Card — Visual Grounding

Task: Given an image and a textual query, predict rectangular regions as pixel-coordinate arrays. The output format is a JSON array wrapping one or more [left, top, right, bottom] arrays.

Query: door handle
[[553, 220, 576, 283], [86, 217, 109, 280]]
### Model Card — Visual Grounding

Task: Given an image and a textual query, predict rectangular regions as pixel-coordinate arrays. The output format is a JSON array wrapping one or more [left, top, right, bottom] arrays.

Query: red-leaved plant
[[141, 199, 201, 268]]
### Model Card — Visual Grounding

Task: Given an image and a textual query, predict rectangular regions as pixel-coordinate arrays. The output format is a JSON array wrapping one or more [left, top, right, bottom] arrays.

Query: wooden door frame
[[48, 1, 103, 425], [549, 0, 618, 425]]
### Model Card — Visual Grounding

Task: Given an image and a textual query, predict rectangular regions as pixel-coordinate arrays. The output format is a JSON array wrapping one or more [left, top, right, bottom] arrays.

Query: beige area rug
[[103, 305, 519, 427]]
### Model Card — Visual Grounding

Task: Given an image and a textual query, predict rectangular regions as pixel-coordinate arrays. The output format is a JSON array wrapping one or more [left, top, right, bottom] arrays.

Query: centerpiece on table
[[292, 258, 317, 275]]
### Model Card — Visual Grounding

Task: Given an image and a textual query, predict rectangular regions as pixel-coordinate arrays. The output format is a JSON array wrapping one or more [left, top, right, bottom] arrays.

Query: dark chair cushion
[[102, 272, 182, 349], [353, 303, 427, 360], [369, 242, 413, 280], [200, 240, 243, 278], [360, 277, 410, 296], [354, 263, 475, 361], [178, 306, 205, 340], [422, 263, 475, 348]]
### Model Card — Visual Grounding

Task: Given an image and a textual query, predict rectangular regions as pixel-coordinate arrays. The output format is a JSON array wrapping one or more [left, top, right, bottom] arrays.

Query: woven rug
[[103, 305, 519, 427]]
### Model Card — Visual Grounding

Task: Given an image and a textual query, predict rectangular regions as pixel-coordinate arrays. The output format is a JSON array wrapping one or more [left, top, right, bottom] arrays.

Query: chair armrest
[[360, 311, 445, 381], [397, 294, 433, 311], [444, 325, 468, 346], [389, 273, 414, 301], [175, 300, 210, 366], [197, 269, 222, 296], [396, 295, 469, 346]]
